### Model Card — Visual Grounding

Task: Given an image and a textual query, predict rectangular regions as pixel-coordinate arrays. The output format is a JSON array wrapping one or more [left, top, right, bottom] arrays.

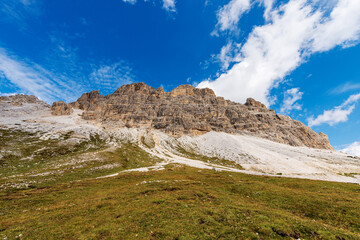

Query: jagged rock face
[[51, 101, 73, 116], [0, 94, 49, 107], [70, 82, 333, 150], [71, 90, 105, 111], [245, 98, 267, 109]]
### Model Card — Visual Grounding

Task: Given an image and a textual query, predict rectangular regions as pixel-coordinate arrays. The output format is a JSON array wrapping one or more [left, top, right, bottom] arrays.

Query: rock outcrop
[[245, 98, 267, 109], [51, 101, 73, 116], [67, 82, 333, 150], [0, 94, 49, 107]]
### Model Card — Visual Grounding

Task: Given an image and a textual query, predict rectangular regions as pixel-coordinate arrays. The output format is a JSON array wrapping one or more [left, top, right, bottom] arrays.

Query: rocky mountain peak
[[0, 94, 49, 107], [49, 82, 334, 150], [170, 84, 216, 98], [114, 82, 151, 94], [51, 101, 73, 116], [245, 97, 267, 109]]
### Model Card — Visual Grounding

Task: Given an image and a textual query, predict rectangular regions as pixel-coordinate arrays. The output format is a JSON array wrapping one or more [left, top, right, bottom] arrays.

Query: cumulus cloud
[[212, 0, 251, 35], [307, 93, 360, 127], [198, 0, 360, 106], [339, 141, 360, 156], [280, 88, 303, 114]]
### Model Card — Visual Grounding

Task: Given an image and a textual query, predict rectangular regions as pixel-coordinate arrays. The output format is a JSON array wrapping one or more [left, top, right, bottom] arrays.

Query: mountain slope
[[1, 94, 359, 184], [1, 93, 360, 240]]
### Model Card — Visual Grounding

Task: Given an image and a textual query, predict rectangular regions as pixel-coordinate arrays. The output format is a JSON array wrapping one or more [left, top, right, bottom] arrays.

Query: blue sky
[[1, 0, 360, 154]]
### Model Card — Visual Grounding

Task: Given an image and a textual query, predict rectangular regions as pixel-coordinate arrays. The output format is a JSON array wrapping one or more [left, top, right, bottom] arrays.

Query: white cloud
[[312, 0, 360, 52], [200, 0, 320, 105], [0, 47, 137, 102], [121, 0, 176, 13], [122, 0, 137, 4], [198, 0, 360, 106], [212, 0, 275, 33], [339, 141, 360, 156], [342, 93, 360, 106], [331, 82, 360, 94], [218, 43, 233, 70], [162, 0, 176, 12], [307, 106, 355, 127], [260, 0, 275, 21], [217, 41, 242, 70], [0, 48, 79, 103], [0, 0, 40, 24], [280, 88, 303, 114], [307, 93, 360, 127], [0, 92, 22, 97], [89, 62, 134, 93], [212, 0, 252, 35]]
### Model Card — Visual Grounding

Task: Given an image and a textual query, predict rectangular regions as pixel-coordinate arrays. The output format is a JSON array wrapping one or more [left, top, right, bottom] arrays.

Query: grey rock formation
[[0, 94, 49, 107], [69, 82, 333, 150], [51, 101, 73, 116]]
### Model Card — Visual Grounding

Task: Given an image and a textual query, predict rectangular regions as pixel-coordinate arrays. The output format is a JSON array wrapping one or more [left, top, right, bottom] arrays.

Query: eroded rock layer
[[0, 94, 49, 107], [69, 82, 333, 150], [51, 101, 73, 116]]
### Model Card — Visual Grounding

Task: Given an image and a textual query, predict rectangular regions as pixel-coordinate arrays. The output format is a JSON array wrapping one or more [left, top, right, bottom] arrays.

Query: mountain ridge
[[1, 92, 359, 184], [50, 82, 333, 150]]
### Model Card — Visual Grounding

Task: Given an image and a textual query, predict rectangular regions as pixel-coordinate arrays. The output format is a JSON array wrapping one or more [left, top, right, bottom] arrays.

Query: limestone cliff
[[65, 82, 333, 150], [51, 101, 73, 116], [0, 94, 49, 107]]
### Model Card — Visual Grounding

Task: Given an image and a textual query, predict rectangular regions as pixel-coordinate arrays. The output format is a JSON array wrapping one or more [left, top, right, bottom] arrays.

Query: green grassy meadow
[[0, 129, 360, 239], [1, 165, 359, 239]]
